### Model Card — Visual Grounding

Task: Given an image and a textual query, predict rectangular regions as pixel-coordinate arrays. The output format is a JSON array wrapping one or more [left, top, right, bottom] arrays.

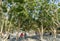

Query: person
[[19, 32, 24, 40], [49, 32, 52, 35], [20, 33, 24, 38], [7, 34, 10, 39], [24, 32, 27, 39]]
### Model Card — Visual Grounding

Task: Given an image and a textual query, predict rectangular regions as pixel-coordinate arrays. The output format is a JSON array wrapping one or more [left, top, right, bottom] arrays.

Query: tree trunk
[[3, 22, 11, 41], [53, 28, 56, 41], [40, 24, 43, 41], [0, 0, 2, 36], [0, 0, 2, 10], [16, 31, 19, 41], [37, 28, 41, 38], [16, 20, 20, 41]]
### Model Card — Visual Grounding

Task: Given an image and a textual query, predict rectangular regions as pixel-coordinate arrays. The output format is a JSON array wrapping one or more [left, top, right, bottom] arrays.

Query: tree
[[1, 0, 60, 41]]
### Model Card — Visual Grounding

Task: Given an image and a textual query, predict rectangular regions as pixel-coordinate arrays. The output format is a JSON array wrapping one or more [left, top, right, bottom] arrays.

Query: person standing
[[24, 32, 27, 39], [20, 33, 24, 38]]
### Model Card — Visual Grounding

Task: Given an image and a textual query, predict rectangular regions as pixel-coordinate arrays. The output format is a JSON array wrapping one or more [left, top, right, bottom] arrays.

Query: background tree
[[1, 0, 60, 41]]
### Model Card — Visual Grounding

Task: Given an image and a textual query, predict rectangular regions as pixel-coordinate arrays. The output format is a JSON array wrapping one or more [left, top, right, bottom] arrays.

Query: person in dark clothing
[[49, 32, 52, 35], [19, 33, 24, 40], [7, 34, 10, 39], [24, 32, 27, 39], [20, 33, 24, 38]]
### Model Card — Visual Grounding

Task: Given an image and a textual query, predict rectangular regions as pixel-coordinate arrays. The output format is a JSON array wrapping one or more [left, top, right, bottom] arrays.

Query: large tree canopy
[[0, 0, 60, 34]]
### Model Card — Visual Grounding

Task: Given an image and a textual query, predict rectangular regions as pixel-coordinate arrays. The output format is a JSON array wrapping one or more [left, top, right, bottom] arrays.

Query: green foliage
[[7, 0, 24, 3], [58, 2, 60, 6], [14, 0, 24, 3], [58, 8, 60, 13], [2, 7, 7, 12], [15, 6, 24, 12], [1, 0, 60, 32], [7, 0, 12, 4]]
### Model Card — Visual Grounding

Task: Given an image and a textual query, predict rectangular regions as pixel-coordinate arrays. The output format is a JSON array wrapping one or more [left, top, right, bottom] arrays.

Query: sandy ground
[[0, 35, 60, 41]]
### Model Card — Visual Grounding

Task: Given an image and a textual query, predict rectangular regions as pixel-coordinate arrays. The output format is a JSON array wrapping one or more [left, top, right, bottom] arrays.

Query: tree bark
[[53, 28, 56, 41], [16, 20, 20, 41], [40, 24, 43, 41], [0, 0, 2, 35]]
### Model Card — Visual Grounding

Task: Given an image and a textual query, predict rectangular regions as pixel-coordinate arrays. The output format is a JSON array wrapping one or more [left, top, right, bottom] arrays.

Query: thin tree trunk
[[40, 24, 43, 41], [3, 21, 11, 41], [16, 31, 19, 41], [37, 28, 41, 38], [16, 20, 20, 41], [0, 0, 2, 36], [53, 28, 56, 41], [0, 0, 2, 10]]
